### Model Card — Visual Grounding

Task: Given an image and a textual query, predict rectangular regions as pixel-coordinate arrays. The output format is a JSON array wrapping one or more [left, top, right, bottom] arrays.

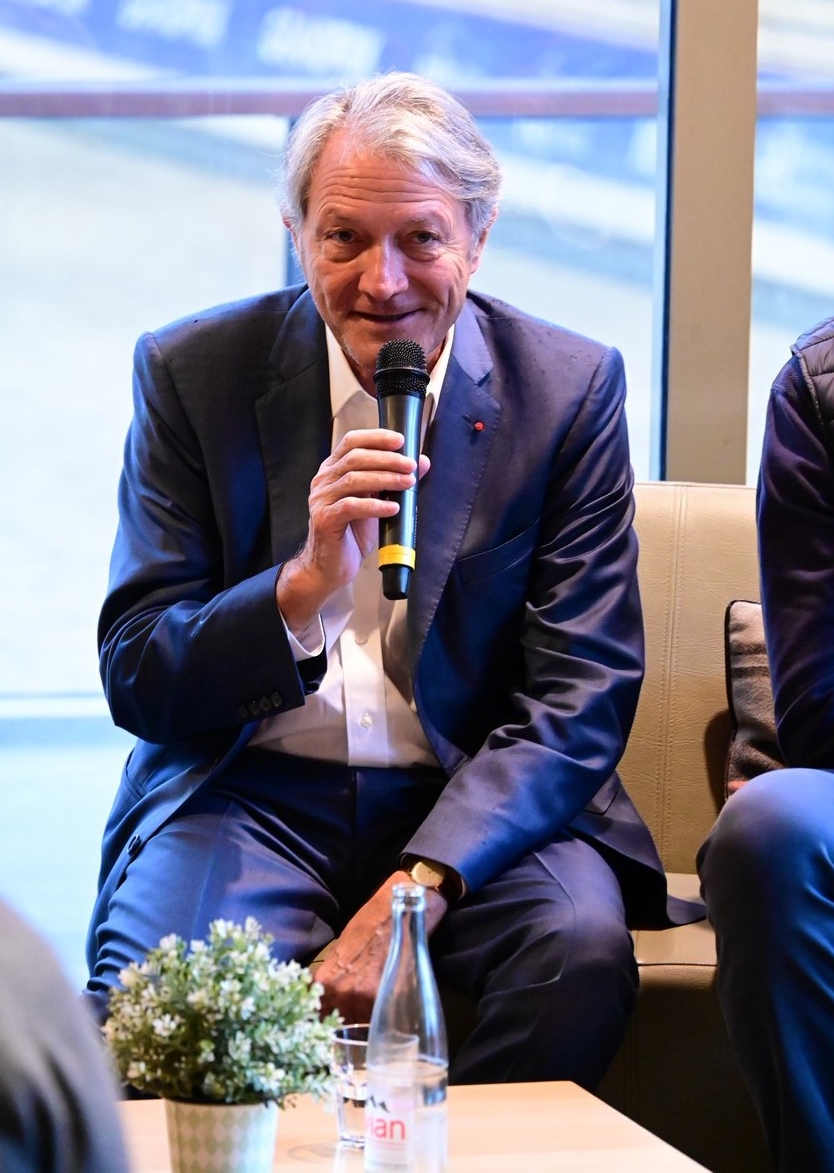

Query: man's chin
[[352, 330, 423, 365], [340, 320, 438, 386], [355, 310, 425, 338]]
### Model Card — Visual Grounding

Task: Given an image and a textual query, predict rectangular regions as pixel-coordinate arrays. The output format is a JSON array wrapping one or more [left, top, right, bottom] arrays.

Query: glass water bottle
[[364, 882, 449, 1172]]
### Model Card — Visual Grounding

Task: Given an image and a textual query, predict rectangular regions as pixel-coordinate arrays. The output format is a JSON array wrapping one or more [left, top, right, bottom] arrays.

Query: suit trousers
[[86, 749, 638, 1088], [698, 768, 834, 1173]]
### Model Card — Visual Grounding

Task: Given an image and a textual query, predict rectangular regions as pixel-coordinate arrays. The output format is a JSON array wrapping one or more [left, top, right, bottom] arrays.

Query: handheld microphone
[[374, 338, 429, 600]]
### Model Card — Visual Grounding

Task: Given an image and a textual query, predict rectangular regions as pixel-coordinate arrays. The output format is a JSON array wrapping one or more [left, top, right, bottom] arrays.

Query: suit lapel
[[408, 301, 500, 668], [255, 292, 332, 564]]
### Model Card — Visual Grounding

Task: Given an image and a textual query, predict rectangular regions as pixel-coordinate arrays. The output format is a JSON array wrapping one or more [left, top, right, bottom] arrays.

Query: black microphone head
[[374, 338, 429, 397]]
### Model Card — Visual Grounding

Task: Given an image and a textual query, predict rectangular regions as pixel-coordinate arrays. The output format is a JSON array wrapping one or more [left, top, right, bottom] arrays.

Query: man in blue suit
[[86, 71, 692, 1086]]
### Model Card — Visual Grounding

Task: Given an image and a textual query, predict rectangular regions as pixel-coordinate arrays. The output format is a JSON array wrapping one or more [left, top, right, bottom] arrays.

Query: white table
[[120, 1081, 708, 1171]]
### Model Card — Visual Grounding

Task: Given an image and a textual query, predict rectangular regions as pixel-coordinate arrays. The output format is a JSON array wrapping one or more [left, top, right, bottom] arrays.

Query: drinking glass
[[330, 1023, 370, 1148]]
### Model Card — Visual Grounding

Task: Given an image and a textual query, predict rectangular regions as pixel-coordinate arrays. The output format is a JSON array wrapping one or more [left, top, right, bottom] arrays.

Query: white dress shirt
[[249, 327, 453, 768]]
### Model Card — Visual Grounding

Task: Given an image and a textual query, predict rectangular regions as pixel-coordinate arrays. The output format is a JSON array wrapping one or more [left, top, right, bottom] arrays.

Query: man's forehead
[[308, 170, 462, 225], [311, 133, 444, 192], [314, 195, 453, 223]]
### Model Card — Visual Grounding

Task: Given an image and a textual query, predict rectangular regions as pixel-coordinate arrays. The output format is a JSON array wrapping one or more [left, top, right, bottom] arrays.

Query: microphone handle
[[378, 389, 424, 600]]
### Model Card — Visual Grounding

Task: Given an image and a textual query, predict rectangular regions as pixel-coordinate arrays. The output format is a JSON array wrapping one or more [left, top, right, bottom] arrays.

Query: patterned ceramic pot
[[165, 1099, 279, 1173]]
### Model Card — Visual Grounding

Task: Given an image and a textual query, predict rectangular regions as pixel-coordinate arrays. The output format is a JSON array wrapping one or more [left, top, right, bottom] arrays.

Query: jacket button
[[270, 692, 282, 708], [247, 700, 261, 716], [127, 834, 142, 857], [258, 696, 273, 713], [238, 704, 250, 720]]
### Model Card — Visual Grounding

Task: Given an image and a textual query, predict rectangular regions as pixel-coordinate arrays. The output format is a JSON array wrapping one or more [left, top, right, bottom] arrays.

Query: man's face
[[289, 129, 490, 394]]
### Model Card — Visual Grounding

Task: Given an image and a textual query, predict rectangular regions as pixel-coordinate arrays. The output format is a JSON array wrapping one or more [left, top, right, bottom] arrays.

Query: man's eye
[[328, 230, 354, 244]]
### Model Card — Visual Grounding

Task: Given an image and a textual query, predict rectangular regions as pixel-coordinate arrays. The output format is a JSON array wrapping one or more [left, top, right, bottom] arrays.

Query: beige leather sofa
[[596, 480, 769, 1173]]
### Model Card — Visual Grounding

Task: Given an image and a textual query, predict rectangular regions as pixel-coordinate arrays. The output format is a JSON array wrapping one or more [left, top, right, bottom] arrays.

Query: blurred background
[[1, 0, 830, 988]]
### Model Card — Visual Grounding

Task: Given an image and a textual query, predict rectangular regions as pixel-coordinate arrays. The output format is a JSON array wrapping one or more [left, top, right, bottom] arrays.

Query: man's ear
[[469, 213, 496, 275], [282, 217, 305, 277], [282, 216, 298, 251]]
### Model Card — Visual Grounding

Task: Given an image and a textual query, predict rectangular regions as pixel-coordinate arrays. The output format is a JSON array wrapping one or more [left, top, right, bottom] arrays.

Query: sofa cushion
[[724, 599, 783, 796]]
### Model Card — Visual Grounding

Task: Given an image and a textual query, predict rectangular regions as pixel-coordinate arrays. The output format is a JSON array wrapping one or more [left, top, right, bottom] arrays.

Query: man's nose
[[358, 242, 409, 299]]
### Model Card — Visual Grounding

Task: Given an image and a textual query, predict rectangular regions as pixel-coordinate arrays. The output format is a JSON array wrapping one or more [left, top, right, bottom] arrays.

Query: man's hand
[[317, 872, 448, 1023], [276, 428, 430, 636]]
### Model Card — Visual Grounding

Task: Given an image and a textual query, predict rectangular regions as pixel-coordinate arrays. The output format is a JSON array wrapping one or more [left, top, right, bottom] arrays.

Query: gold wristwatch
[[403, 855, 464, 903]]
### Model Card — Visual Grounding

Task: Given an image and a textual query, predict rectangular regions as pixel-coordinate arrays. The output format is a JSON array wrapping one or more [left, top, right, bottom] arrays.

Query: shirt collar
[[325, 326, 454, 426]]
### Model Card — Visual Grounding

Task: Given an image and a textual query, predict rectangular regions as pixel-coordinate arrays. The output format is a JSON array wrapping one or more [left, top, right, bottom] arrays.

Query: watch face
[[410, 860, 445, 889]]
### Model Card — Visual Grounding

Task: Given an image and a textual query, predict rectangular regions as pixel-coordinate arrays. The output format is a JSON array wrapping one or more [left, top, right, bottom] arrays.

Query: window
[[749, 0, 834, 479]]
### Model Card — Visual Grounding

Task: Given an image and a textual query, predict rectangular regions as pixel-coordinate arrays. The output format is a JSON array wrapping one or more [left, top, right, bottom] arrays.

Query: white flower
[[152, 1014, 179, 1038]]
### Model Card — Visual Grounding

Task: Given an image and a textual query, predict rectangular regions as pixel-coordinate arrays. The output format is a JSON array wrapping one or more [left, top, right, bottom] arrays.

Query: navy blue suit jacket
[[88, 286, 681, 970], [758, 318, 834, 767]]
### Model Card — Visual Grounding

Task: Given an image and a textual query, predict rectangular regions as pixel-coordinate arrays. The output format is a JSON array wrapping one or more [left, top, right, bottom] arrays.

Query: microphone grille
[[375, 338, 427, 375]]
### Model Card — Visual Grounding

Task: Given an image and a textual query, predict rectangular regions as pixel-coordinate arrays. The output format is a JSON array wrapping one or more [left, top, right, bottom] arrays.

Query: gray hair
[[279, 72, 502, 243]]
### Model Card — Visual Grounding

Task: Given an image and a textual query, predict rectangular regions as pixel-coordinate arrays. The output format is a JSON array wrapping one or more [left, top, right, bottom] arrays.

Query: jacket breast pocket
[[455, 522, 538, 585]]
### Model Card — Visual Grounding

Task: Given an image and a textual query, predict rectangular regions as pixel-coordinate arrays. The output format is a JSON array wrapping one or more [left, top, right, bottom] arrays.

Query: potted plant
[[104, 917, 341, 1173]]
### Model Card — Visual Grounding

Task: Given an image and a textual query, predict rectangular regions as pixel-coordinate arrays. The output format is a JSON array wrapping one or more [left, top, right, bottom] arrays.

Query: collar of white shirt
[[325, 324, 454, 435]]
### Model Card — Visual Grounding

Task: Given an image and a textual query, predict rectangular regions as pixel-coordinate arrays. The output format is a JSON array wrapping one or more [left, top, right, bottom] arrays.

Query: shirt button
[[359, 712, 373, 729], [355, 632, 368, 645]]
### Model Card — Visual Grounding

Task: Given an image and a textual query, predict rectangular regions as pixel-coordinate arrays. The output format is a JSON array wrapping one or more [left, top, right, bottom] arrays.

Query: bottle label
[[364, 1060, 447, 1172], [365, 1078, 416, 1168]]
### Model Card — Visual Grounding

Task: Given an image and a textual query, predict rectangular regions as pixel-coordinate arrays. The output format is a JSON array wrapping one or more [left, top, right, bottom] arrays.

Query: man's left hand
[[316, 871, 448, 1022]]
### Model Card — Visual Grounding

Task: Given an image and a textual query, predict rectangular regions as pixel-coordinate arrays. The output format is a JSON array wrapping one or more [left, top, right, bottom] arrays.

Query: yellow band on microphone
[[378, 544, 416, 570]]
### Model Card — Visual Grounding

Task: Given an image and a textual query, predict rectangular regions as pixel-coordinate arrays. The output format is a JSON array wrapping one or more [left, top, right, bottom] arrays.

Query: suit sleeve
[[405, 344, 644, 891], [758, 357, 834, 768], [98, 331, 323, 744]]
